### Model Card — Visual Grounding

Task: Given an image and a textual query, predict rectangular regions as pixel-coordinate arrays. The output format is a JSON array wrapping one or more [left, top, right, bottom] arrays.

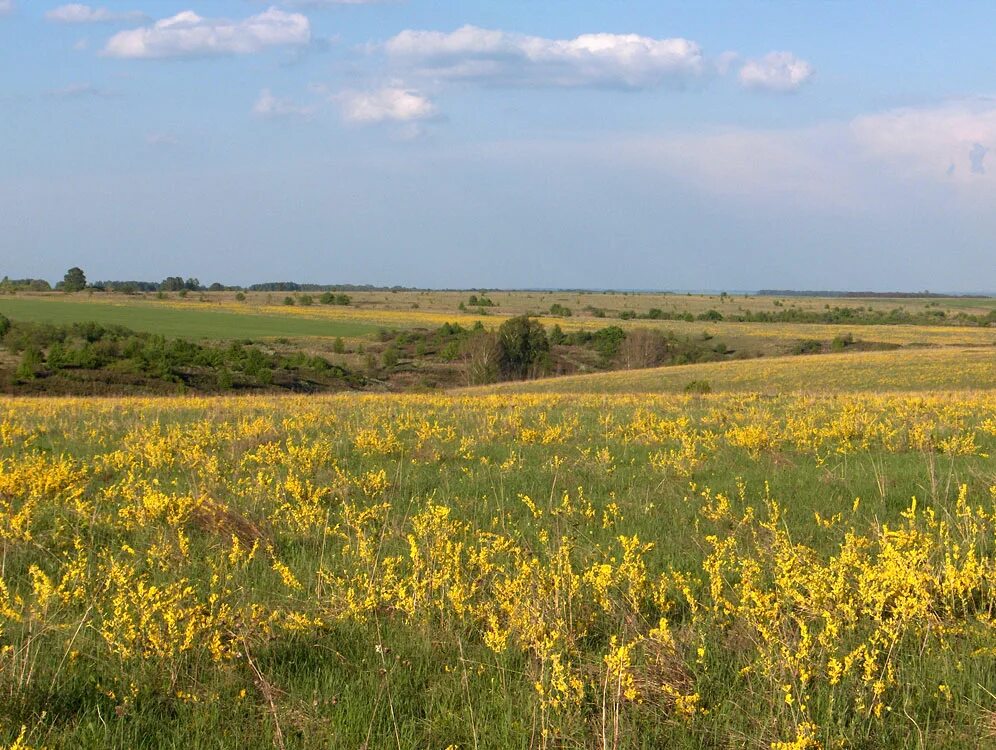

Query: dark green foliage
[[62, 267, 87, 293], [468, 294, 496, 307], [320, 292, 352, 306], [0, 318, 363, 394], [684, 379, 712, 393], [15, 346, 43, 381], [496, 316, 550, 379], [794, 339, 824, 355], [0, 277, 52, 292], [548, 303, 572, 317]]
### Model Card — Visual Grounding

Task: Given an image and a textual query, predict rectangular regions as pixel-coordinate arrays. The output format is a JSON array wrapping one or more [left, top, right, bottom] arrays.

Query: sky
[[1, 1, 995, 292]]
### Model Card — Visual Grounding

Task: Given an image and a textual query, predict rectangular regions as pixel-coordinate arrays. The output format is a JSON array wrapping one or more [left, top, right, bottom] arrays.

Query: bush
[[16, 346, 43, 381], [283, 296, 295, 306], [793, 340, 823, 355], [684, 379, 712, 394], [333, 337, 346, 354]]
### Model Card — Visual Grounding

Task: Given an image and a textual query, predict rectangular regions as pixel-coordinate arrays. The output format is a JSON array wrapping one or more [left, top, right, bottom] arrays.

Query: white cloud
[[46, 82, 111, 98], [851, 99, 996, 180], [252, 88, 313, 118], [103, 8, 310, 59], [146, 132, 179, 146], [0, 0, 14, 16], [337, 86, 438, 123], [738, 51, 813, 92], [46, 4, 146, 24], [607, 99, 996, 212], [382, 25, 705, 89]]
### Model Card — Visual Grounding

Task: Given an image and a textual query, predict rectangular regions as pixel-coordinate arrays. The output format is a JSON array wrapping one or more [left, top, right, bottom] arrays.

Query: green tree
[[62, 267, 86, 292], [496, 315, 550, 380]]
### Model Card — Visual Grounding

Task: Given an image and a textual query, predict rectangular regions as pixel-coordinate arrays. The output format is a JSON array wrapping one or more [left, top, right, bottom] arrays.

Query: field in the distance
[[5, 291, 996, 354], [0, 296, 379, 341]]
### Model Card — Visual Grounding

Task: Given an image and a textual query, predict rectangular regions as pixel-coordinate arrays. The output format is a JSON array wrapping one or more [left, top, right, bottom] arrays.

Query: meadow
[[483, 347, 996, 395], [2, 388, 995, 748], [0, 297, 379, 341]]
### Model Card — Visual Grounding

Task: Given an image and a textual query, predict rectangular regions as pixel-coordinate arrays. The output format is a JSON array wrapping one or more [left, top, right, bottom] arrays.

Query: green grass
[[475, 347, 996, 394], [1, 393, 995, 748], [0, 296, 379, 340]]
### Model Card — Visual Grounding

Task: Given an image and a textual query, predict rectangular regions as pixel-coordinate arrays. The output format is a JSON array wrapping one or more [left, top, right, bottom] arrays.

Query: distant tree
[[496, 315, 550, 380], [462, 331, 500, 385], [618, 328, 669, 369], [183, 278, 201, 291], [208, 282, 224, 292], [160, 276, 185, 292], [62, 267, 86, 292]]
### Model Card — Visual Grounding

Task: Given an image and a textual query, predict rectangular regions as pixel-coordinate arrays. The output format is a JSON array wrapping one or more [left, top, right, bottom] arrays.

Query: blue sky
[[1, 1, 995, 291]]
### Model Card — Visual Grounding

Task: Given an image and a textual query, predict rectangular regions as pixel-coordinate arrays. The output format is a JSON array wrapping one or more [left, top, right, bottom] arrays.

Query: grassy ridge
[[475, 347, 996, 394]]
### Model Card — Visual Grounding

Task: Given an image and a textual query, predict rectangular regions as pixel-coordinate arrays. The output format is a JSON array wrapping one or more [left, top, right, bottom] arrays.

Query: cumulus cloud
[[46, 4, 146, 24], [738, 51, 813, 92], [103, 7, 310, 59], [337, 86, 438, 123], [382, 25, 705, 89], [252, 88, 313, 118]]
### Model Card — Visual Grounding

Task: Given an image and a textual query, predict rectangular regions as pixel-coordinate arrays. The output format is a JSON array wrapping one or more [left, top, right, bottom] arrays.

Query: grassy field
[[478, 347, 996, 394], [0, 296, 379, 341], [3, 291, 996, 749], [2, 391, 996, 748], [5, 293, 996, 354]]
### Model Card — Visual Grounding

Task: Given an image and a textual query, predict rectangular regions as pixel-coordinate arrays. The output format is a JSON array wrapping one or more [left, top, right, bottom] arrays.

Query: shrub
[[684, 379, 712, 394], [16, 346, 43, 381]]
